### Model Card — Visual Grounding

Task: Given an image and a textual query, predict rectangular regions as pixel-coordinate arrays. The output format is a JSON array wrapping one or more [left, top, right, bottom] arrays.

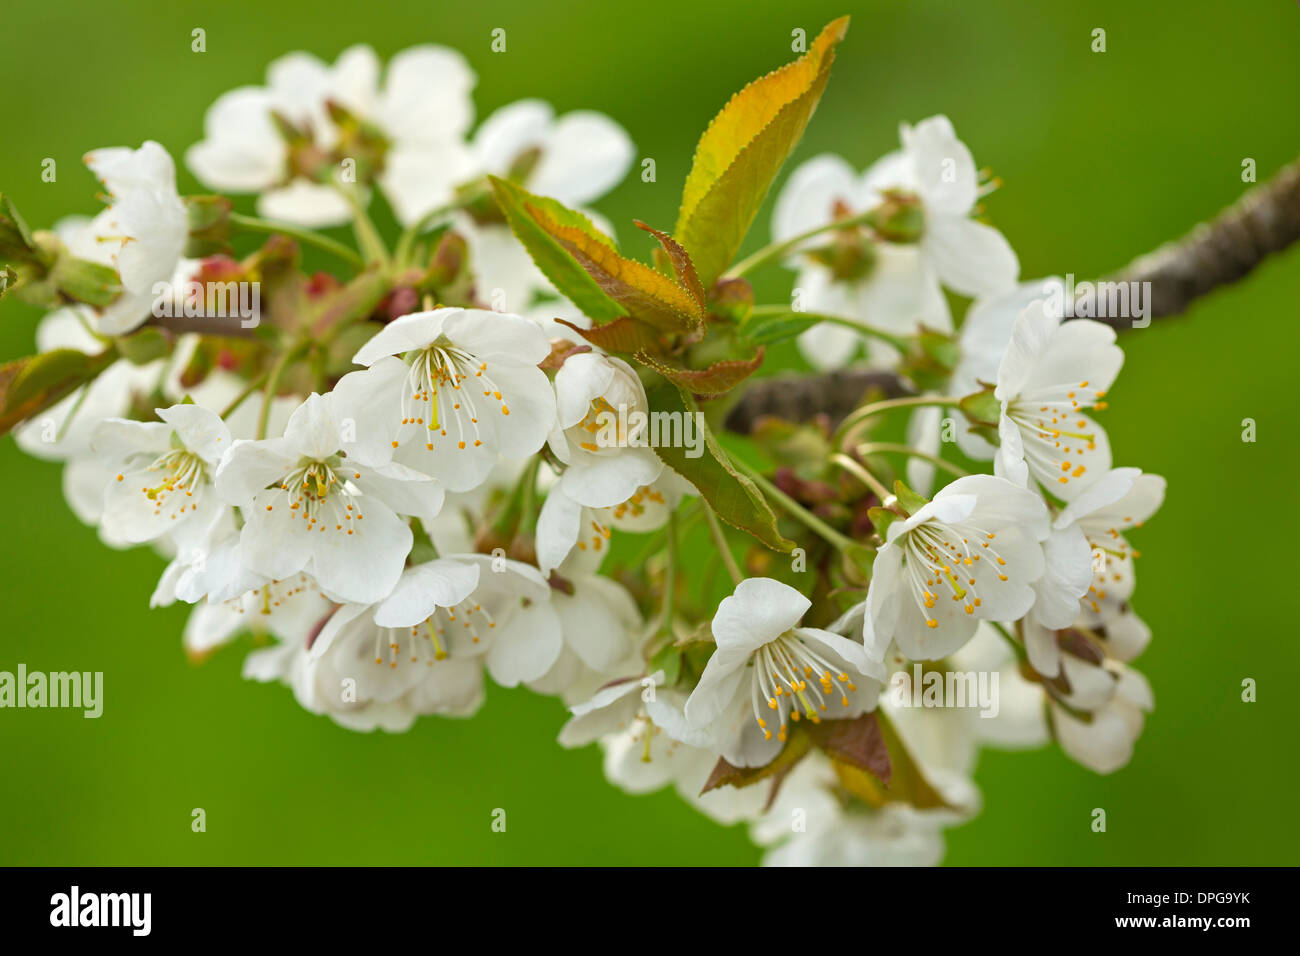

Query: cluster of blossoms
[[1, 22, 1164, 866]]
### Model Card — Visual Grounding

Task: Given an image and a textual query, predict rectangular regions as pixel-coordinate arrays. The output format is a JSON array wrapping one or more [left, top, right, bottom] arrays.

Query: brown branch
[[726, 155, 1300, 432], [1099, 153, 1300, 328], [724, 368, 909, 434]]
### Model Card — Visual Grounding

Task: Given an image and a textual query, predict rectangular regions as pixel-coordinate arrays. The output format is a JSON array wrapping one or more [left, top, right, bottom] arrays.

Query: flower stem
[[332, 184, 390, 270], [517, 456, 542, 533], [746, 305, 910, 351], [731, 456, 860, 554], [394, 202, 458, 268], [702, 503, 743, 586], [723, 209, 879, 280], [854, 442, 971, 478], [662, 511, 680, 623], [836, 395, 961, 447], [218, 368, 271, 420], [828, 453, 893, 502], [257, 340, 308, 439], [229, 213, 363, 269]]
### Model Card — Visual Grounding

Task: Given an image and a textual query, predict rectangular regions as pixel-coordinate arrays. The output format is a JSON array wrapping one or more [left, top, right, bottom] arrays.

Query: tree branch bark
[[726, 155, 1300, 433]]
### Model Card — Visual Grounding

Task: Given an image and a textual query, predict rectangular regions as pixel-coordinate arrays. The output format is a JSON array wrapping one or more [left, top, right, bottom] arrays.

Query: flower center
[[574, 396, 623, 453], [901, 521, 1012, 628], [377, 600, 498, 668], [605, 485, 666, 522], [1007, 379, 1109, 488], [120, 448, 207, 520], [394, 343, 510, 454], [274, 459, 363, 534], [751, 631, 857, 742]]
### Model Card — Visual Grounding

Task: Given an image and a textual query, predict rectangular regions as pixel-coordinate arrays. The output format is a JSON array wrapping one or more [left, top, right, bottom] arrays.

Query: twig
[[726, 155, 1300, 431]]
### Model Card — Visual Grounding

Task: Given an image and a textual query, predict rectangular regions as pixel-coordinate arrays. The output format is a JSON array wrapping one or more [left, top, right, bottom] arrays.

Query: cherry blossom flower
[[80, 142, 188, 335], [332, 307, 556, 492], [684, 578, 885, 768], [862, 475, 1050, 661], [214, 392, 443, 604], [547, 352, 663, 508], [90, 404, 231, 549], [1052, 467, 1165, 627], [187, 45, 476, 227], [994, 300, 1123, 500]]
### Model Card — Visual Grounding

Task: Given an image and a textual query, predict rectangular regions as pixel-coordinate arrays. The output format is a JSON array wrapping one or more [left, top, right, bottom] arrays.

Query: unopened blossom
[[80, 142, 188, 334], [684, 578, 885, 768], [187, 45, 476, 227], [214, 392, 444, 604], [994, 300, 1123, 500], [547, 352, 663, 508], [90, 404, 231, 548], [1052, 467, 1165, 627], [863, 475, 1049, 661], [332, 307, 556, 492]]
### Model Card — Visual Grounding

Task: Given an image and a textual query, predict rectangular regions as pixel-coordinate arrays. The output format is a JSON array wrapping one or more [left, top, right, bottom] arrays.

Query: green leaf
[[645, 381, 793, 552], [867, 506, 897, 538], [647, 642, 682, 687], [958, 385, 1001, 426], [488, 176, 626, 320], [0, 192, 37, 257], [47, 254, 121, 307], [740, 311, 820, 346], [0, 346, 117, 436], [892, 479, 929, 516], [674, 17, 850, 287], [635, 346, 764, 398]]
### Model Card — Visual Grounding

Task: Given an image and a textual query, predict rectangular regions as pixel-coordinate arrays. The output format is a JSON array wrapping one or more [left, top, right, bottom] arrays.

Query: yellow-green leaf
[[646, 381, 793, 552], [488, 176, 626, 320], [0, 347, 117, 436], [674, 17, 850, 287], [545, 216, 703, 332]]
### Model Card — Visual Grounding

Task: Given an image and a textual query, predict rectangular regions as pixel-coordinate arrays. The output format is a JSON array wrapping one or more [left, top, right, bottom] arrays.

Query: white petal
[[374, 559, 481, 627], [256, 180, 352, 228], [902, 115, 977, 216], [530, 111, 634, 206], [771, 154, 860, 245], [157, 403, 232, 464], [712, 578, 809, 651], [923, 216, 1019, 298]]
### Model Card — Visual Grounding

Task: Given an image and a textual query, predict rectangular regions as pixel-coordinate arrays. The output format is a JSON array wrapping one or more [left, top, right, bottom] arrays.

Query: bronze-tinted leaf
[[635, 346, 764, 398]]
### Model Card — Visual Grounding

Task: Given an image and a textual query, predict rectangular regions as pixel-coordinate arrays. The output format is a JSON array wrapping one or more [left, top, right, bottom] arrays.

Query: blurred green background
[[2, 0, 1297, 865]]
